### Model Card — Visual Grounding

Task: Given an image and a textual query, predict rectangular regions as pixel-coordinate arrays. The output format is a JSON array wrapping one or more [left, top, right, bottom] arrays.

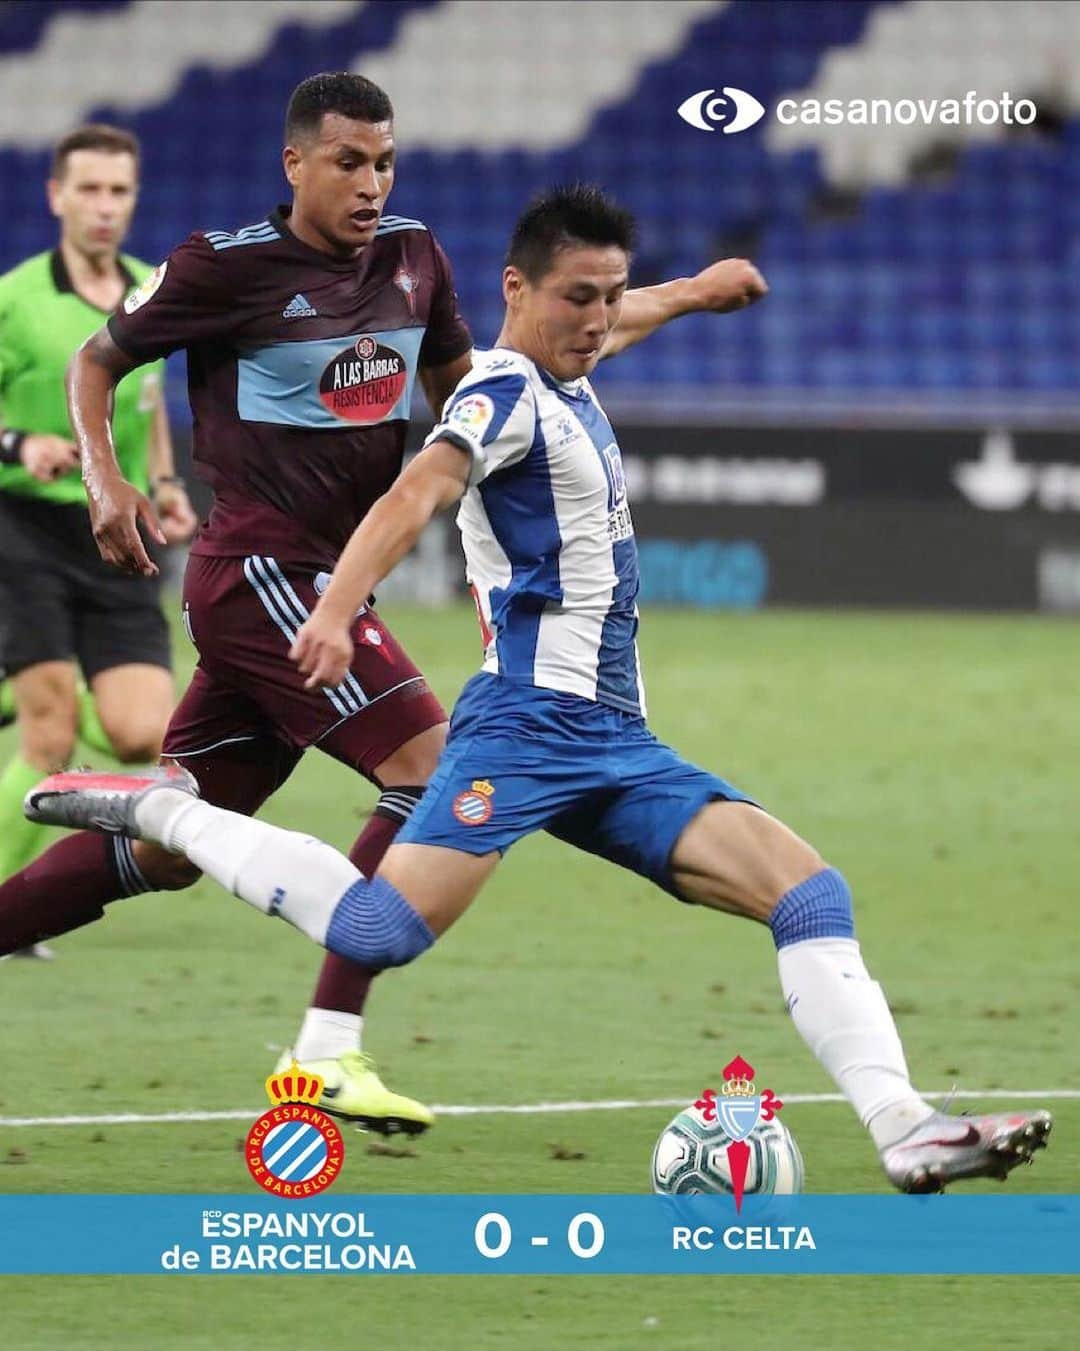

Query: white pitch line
[[0, 1089, 1076, 1129]]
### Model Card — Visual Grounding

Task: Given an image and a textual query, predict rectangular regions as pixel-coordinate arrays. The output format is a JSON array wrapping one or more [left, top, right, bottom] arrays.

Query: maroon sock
[[0, 832, 128, 954], [309, 787, 423, 1014]]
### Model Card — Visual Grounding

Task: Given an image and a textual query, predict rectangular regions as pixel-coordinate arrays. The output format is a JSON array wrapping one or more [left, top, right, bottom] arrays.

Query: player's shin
[[769, 867, 934, 1148], [0, 832, 146, 954], [133, 790, 434, 966], [134, 790, 355, 940], [299, 786, 426, 1061]]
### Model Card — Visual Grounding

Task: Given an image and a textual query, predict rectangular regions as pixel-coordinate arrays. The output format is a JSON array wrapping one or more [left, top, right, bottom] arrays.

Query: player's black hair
[[285, 72, 394, 143], [505, 184, 636, 282]]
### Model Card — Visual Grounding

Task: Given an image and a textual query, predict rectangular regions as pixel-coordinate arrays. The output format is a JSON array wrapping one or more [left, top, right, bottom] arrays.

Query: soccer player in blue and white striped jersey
[[29, 187, 1052, 1193]]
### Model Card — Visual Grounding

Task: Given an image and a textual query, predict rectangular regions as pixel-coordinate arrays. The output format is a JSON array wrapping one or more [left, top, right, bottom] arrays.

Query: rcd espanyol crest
[[245, 1060, 344, 1198]]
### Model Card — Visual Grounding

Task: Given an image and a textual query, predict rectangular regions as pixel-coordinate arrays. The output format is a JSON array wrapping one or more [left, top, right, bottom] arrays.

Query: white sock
[[777, 937, 935, 1150], [294, 1008, 364, 1062], [134, 791, 360, 944]]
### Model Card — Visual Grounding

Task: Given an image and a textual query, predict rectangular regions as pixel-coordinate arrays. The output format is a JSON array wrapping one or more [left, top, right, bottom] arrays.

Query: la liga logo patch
[[245, 1060, 344, 1198], [123, 261, 167, 314], [452, 778, 495, 825], [449, 393, 494, 440]]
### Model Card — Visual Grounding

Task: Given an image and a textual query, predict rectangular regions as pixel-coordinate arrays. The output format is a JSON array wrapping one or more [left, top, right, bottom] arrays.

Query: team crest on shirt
[[449, 394, 494, 442], [393, 267, 418, 315], [123, 261, 167, 313], [356, 623, 392, 660], [452, 779, 495, 825]]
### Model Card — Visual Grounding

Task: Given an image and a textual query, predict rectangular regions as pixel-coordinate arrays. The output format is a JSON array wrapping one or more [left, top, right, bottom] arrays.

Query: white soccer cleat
[[881, 1108, 1052, 1193], [24, 764, 198, 837]]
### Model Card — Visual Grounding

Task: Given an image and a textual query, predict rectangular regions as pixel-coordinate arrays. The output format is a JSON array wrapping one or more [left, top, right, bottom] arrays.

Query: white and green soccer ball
[[651, 1100, 805, 1196]]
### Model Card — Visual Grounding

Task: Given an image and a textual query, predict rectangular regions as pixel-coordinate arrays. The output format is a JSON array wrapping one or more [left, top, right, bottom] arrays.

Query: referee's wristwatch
[[0, 428, 27, 465]]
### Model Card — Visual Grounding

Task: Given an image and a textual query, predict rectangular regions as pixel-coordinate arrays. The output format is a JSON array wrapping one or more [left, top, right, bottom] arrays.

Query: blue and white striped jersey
[[426, 348, 645, 717]]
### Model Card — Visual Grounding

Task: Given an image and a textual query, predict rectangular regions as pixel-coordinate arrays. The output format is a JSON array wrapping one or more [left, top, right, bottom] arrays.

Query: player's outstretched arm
[[290, 439, 471, 689], [601, 257, 768, 360], [67, 327, 165, 577]]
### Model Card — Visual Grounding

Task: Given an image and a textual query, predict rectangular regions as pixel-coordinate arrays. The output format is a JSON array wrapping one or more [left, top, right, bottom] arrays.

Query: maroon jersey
[[108, 207, 472, 565]]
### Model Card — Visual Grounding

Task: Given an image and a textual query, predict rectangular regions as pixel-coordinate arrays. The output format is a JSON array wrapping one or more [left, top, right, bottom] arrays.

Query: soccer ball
[[651, 1100, 804, 1196]]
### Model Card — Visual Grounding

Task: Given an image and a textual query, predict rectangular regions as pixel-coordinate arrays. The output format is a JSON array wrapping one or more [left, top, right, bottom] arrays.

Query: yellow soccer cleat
[[274, 1048, 434, 1136]]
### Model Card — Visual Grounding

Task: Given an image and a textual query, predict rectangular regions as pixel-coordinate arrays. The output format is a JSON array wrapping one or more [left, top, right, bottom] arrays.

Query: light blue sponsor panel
[[0, 1196, 1076, 1274], [236, 327, 425, 429]]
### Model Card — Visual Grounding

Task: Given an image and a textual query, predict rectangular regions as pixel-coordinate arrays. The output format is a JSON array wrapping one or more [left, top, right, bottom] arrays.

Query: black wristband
[[0, 428, 26, 466]]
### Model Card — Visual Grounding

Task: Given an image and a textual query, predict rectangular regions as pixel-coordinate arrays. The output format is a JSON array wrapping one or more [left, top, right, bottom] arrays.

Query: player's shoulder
[[449, 348, 538, 408], [374, 213, 430, 239], [198, 215, 284, 255], [466, 347, 536, 384], [162, 217, 284, 291]]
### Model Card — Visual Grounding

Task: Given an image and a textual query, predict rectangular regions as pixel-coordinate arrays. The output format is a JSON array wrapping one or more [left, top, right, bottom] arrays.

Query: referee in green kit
[[0, 124, 195, 956]]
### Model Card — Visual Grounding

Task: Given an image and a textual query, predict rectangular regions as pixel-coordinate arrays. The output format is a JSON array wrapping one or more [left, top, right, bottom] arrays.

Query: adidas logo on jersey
[[282, 293, 317, 319]]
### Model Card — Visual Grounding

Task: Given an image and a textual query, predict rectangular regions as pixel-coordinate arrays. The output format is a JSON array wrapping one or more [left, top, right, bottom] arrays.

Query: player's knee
[[767, 866, 855, 949], [373, 722, 448, 787], [325, 876, 435, 968], [107, 724, 164, 764], [133, 842, 201, 891], [20, 705, 78, 771]]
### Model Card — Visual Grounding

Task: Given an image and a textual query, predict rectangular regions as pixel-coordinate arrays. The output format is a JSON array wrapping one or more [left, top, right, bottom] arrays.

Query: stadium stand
[[1, 0, 1075, 405]]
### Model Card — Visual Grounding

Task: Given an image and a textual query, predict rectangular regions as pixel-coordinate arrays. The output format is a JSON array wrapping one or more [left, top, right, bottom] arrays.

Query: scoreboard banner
[[0, 1194, 1076, 1275]]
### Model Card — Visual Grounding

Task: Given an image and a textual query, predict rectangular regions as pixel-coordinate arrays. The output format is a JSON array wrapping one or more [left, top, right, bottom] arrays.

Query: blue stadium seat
[[2, 0, 1075, 398]]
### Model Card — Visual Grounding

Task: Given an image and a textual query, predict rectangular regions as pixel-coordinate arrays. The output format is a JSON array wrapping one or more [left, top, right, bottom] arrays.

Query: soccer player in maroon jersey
[[0, 73, 766, 1132]]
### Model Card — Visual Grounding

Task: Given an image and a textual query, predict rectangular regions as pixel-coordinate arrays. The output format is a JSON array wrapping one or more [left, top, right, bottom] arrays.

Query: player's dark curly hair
[[506, 184, 636, 282], [285, 72, 394, 143]]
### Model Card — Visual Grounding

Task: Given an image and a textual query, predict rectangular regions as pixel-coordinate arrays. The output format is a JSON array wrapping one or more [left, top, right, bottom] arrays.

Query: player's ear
[[282, 144, 302, 190], [503, 265, 526, 308], [45, 176, 63, 218]]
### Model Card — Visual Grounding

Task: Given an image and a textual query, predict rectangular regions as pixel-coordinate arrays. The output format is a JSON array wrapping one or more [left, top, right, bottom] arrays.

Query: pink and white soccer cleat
[[881, 1108, 1052, 1193], [24, 764, 198, 837]]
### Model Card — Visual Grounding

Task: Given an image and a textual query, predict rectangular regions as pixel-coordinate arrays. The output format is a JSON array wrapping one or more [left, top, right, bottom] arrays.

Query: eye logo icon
[[677, 87, 765, 134]]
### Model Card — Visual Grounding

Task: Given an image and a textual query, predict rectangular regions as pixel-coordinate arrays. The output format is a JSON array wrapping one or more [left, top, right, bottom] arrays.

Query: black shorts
[[0, 490, 171, 680]]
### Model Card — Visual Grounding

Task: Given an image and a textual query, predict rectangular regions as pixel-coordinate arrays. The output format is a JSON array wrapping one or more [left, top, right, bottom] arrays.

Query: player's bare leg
[[0, 661, 79, 958], [670, 800, 1052, 1192], [669, 800, 824, 920], [91, 664, 173, 764]]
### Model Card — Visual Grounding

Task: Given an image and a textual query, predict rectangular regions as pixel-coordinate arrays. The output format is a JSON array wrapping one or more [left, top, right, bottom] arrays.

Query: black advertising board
[[616, 425, 1080, 610]]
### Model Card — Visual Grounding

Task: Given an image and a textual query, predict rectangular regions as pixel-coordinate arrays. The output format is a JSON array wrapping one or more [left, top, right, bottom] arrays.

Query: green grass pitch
[[2, 603, 1078, 1346]]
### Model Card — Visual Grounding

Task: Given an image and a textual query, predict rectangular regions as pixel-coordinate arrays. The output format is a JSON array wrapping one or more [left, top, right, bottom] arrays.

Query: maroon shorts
[[162, 553, 447, 812]]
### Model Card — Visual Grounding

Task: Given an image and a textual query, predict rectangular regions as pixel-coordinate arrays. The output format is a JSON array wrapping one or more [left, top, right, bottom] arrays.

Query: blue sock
[[768, 867, 854, 949], [325, 875, 434, 968]]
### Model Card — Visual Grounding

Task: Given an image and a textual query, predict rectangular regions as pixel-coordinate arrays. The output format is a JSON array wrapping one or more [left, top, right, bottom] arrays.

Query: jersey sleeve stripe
[[375, 221, 428, 236]]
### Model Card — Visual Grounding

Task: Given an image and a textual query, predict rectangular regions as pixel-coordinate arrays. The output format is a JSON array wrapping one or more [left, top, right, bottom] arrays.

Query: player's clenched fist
[[153, 479, 198, 544], [290, 607, 354, 690], [688, 257, 768, 313], [20, 433, 80, 482]]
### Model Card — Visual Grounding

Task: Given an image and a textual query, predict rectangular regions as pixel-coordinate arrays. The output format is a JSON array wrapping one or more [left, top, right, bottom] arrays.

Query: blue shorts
[[397, 673, 753, 900]]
